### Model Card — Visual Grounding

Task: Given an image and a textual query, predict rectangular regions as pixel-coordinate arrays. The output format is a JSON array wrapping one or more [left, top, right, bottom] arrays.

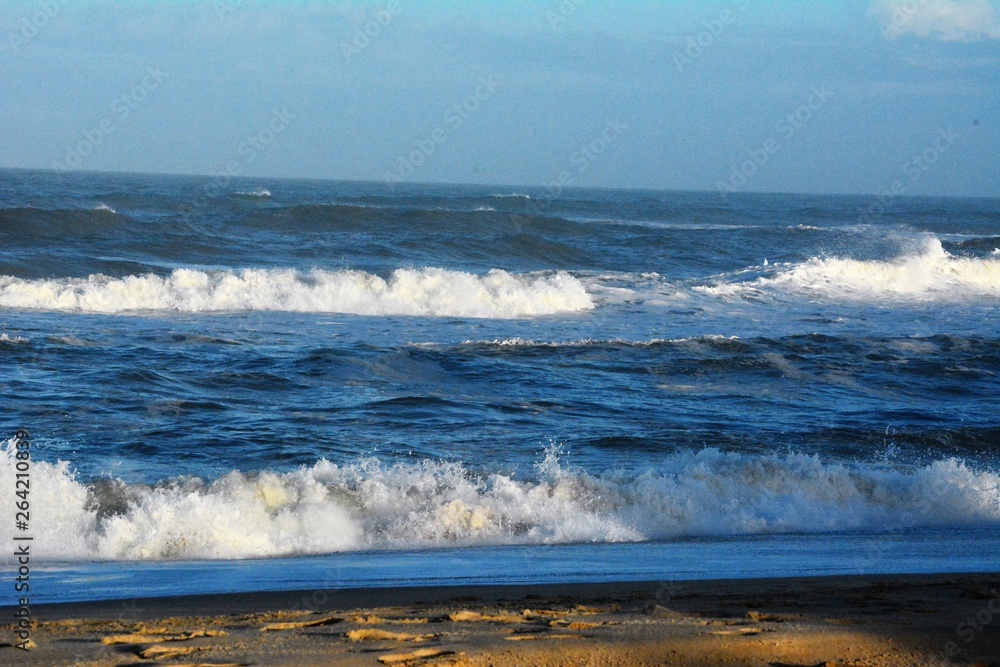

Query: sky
[[1, 0, 998, 197]]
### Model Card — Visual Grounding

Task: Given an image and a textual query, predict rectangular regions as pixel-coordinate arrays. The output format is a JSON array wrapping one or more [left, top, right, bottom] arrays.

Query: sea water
[[2, 170, 999, 601]]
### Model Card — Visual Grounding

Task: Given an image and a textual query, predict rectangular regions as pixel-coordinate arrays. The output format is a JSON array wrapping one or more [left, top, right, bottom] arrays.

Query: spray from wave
[[1, 440, 997, 562], [0, 267, 593, 318]]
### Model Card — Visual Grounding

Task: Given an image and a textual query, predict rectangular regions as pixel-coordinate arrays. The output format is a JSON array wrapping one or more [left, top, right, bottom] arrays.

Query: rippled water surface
[[2, 170, 998, 581]]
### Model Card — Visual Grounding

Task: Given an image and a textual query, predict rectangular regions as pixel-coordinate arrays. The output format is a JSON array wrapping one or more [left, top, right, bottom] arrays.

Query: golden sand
[[3, 574, 998, 666]]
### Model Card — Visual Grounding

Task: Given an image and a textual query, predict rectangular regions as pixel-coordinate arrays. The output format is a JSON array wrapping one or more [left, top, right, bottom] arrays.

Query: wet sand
[[3, 573, 999, 666]]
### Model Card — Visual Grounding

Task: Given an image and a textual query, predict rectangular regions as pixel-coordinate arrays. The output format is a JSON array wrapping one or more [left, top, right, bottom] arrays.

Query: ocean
[[2, 169, 999, 604]]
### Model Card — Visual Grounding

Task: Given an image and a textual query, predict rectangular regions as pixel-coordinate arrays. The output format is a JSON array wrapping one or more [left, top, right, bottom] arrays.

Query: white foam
[[770, 238, 1000, 299], [0, 333, 29, 344], [0, 267, 594, 318], [701, 238, 1000, 302], [458, 336, 737, 348], [460, 337, 598, 348], [93, 204, 116, 213], [236, 189, 271, 198], [1, 441, 997, 562]]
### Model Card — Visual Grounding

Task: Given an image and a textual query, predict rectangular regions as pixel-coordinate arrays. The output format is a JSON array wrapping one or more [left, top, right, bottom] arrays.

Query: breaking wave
[[701, 238, 1000, 301], [0, 206, 130, 238], [234, 189, 271, 199], [456, 336, 738, 349], [1, 440, 997, 562], [0, 267, 593, 318], [0, 333, 29, 345]]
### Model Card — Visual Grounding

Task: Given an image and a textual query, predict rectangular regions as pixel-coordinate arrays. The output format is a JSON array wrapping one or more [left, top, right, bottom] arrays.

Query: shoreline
[[5, 572, 998, 665]]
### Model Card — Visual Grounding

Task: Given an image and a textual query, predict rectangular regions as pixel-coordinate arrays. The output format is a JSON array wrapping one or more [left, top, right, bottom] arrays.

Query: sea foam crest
[[1, 441, 997, 562], [457, 336, 737, 348], [0, 333, 29, 345], [768, 238, 1000, 298], [702, 238, 1000, 301], [0, 267, 593, 318]]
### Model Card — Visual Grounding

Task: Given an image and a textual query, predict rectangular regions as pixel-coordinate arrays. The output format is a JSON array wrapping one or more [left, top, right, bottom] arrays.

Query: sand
[[2, 574, 999, 666]]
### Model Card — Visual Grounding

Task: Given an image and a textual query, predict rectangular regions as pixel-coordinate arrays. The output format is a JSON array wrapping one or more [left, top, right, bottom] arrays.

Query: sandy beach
[[3, 573, 998, 666]]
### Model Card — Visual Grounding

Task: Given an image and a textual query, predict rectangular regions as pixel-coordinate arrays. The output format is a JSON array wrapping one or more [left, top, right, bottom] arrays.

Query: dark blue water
[[1, 169, 998, 596]]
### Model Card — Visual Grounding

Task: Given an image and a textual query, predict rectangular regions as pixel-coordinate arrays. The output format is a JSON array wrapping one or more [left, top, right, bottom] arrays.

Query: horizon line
[[1, 165, 997, 202]]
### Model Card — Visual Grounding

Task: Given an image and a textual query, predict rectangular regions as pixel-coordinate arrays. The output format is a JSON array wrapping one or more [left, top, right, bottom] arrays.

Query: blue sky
[[1, 0, 998, 196]]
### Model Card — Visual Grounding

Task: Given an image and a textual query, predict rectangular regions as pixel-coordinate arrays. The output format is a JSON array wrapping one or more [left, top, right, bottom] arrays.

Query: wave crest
[[0, 333, 29, 345], [0, 267, 594, 318], [702, 238, 1000, 301], [1, 441, 997, 562]]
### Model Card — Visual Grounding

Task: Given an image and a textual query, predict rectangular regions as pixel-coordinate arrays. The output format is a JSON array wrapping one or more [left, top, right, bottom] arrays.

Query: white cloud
[[871, 0, 1000, 41]]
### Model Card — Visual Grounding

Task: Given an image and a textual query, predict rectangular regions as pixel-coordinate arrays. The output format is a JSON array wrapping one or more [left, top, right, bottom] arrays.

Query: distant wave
[[252, 204, 577, 234], [0, 333, 29, 345], [0, 206, 129, 238], [0, 267, 594, 318], [700, 238, 1000, 302], [0, 201, 593, 251], [234, 189, 271, 199], [2, 440, 997, 562], [457, 335, 738, 349], [944, 235, 1000, 257]]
